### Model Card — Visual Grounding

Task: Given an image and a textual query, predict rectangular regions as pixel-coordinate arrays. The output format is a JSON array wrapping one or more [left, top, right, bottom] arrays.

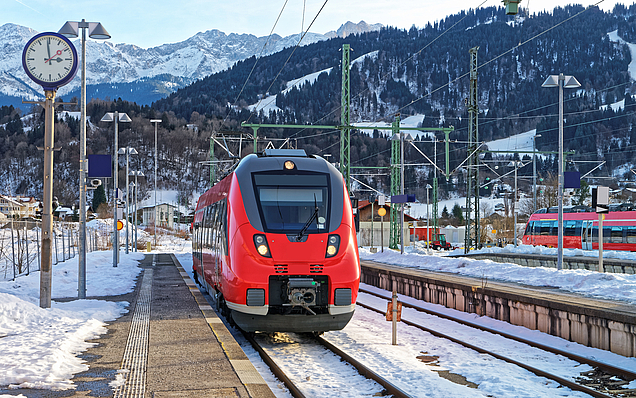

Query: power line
[[220, 0, 291, 129], [244, 0, 330, 124]]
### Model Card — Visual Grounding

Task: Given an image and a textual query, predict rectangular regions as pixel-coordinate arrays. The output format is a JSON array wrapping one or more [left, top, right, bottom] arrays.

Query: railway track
[[243, 330, 411, 398], [357, 287, 636, 398]]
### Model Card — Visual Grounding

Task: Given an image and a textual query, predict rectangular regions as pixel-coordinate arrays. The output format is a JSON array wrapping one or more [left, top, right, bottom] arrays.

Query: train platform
[[7, 253, 276, 398]]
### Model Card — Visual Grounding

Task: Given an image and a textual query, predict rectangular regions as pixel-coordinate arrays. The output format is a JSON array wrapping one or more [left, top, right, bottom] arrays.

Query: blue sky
[[5, 0, 627, 49]]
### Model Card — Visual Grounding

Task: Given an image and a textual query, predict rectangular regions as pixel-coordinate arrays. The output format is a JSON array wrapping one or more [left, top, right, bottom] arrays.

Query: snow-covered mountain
[[0, 21, 381, 106], [325, 21, 383, 38]]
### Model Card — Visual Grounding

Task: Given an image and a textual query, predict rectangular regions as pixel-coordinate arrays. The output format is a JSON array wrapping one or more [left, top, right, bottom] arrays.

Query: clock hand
[[46, 40, 51, 65], [44, 50, 63, 64]]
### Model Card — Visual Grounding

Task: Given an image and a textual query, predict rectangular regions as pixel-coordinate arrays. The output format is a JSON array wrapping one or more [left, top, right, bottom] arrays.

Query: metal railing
[[0, 220, 111, 281]]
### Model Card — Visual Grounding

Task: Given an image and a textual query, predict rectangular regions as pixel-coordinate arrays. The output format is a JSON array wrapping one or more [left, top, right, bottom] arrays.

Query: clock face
[[22, 32, 78, 91]]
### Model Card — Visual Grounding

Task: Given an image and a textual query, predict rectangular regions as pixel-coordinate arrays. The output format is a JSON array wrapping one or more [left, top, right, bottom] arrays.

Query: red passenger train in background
[[192, 149, 360, 333], [522, 205, 636, 251]]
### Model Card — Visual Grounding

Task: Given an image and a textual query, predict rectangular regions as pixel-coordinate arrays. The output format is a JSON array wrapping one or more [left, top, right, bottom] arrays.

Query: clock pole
[[23, 32, 79, 308], [40, 90, 56, 308]]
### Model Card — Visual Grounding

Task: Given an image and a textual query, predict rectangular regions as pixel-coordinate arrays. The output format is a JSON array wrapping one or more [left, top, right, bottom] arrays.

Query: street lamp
[[130, 170, 144, 251], [58, 19, 110, 299], [150, 119, 162, 249], [391, 131, 413, 254], [542, 74, 580, 270], [118, 146, 137, 254], [101, 111, 132, 267], [531, 134, 542, 213], [508, 160, 525, 246]]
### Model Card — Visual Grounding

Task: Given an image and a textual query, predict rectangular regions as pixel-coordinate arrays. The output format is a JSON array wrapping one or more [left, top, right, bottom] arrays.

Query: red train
[[192, 149, 360, 332], [522, 206, 636, 251]]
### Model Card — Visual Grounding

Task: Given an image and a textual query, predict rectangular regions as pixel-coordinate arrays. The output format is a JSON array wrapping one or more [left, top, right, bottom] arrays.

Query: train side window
[[221, 199, 228, 254], [540, 221, 552, 235], [564, 221, 577, 236], [627, 227, 636, 244], [603, 226, 611, 243], [611, 226, 623, 243]]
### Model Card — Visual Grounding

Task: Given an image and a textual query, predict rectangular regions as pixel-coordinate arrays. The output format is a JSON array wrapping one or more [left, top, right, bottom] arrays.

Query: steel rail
[[359, 287, 636, 381], [313, 335, 412, 398], [242, 331, 308, 398], [245, 331, 411, 398], [356, 298, 615, 398]]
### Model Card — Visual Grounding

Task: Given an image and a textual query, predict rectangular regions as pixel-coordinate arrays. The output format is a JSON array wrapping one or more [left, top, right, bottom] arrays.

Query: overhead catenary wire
[[244, 0, 330, 125], [219, 0, 291, 130], [283, 0, 490, 143]]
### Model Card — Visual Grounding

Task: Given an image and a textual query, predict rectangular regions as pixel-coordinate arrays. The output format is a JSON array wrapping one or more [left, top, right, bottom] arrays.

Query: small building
[[357, 199, 418, 247], [0, 195, 39, 219], [142, 203, 178, 229]]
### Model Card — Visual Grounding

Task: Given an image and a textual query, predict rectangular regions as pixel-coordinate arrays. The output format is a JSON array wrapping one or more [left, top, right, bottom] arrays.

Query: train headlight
[[253, 234, 271, 258], [284, 160, 295, 170], [325, 234, 340, 258]]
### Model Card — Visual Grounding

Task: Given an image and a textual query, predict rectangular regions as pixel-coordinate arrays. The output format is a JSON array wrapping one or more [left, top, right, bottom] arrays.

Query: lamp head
[[118, 113, 132, 123], [541, 75, 559, 88], [100, 112, 114, 122], [58, 21, 79, 38], [88, 23, 111, 40]]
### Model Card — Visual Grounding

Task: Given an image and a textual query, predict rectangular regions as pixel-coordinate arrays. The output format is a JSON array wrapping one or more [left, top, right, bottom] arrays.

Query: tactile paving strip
[[113, 268, 153, 398]]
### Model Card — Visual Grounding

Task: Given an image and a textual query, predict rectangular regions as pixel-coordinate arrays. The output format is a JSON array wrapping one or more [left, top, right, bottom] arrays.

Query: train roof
[[534, 203, 636, 214]]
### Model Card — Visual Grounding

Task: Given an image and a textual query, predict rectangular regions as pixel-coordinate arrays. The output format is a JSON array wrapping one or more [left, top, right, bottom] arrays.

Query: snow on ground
[[2, 226, 636, 394], [0, 231, 190, 392], [608, 30, 636, 80], [483, 129, 536, 153]]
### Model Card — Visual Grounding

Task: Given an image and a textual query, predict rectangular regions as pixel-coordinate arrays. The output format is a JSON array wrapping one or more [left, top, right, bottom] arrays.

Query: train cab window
[[253, 173, 330, 234], [524, 221, 534, 236]]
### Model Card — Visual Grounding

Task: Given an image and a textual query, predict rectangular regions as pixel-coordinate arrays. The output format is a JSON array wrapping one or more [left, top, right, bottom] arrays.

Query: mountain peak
[[325, 21, 383, 39]]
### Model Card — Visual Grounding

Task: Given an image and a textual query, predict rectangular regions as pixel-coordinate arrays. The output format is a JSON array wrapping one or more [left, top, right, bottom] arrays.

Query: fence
[[0, 220, 111, 281]]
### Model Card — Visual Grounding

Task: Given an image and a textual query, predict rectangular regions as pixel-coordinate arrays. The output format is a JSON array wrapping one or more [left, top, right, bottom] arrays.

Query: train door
[[582, 220, 593, 250]]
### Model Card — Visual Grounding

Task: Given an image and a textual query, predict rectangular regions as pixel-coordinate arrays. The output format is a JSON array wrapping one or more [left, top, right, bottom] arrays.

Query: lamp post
[[425, 183, 432, 252], [150, 119, 162, 249], [119, 146, 137, 254], [542, 74, 580, 270], [130, 181, 135, 251], [130, 170, 144, 251], [508, 160, 524, 246], [58, 19, 110, 299], [101, 112, 132, 267], [532, 134, 542, 213]]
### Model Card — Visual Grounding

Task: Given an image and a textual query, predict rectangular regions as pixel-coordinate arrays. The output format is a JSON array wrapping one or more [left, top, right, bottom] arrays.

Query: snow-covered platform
[[462, 251, 636, 274], [8, 253, 276, 398], [361, 260, 636, 357]]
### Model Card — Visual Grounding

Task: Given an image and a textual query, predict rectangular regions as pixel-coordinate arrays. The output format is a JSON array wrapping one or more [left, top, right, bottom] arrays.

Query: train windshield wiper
[[297, 195, 318, 241]]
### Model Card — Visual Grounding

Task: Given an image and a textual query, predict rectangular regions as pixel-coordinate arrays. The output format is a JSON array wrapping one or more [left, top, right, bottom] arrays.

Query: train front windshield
[[253, 173, 330, 234]]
